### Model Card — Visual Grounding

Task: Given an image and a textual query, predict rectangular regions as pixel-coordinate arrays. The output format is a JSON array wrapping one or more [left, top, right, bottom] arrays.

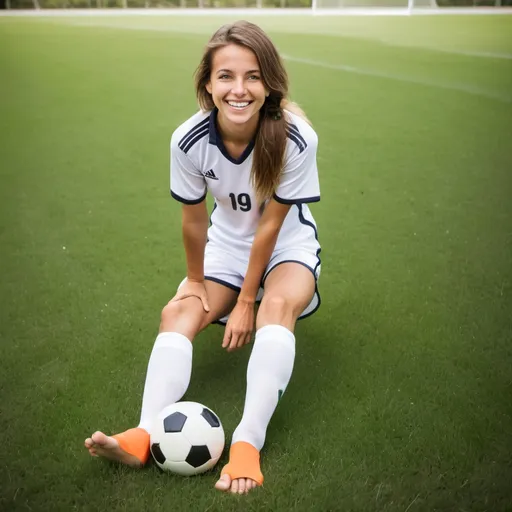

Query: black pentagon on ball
[[201, 408, 220, 428], [151, 443, 166, 464], [164, 411, 187, 433], [186, 445, 211, 468]]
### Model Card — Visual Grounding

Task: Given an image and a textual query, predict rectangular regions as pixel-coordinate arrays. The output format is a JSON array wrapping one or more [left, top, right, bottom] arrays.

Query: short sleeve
[[274, 127, 320, 205], [170, 134, 207, 205]]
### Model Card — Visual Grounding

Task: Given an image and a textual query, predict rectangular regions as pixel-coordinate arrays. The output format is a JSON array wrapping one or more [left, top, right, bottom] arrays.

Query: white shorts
[[204, 244, 321, 324], [179, 243, 321, 325]]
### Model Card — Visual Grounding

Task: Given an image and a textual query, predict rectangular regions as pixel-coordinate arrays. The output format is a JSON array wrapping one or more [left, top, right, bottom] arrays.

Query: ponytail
[[251, 96, 311, 203]]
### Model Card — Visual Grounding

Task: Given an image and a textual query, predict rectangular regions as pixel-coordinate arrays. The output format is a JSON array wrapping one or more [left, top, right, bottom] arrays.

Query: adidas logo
[[204, 169, 219, 180]]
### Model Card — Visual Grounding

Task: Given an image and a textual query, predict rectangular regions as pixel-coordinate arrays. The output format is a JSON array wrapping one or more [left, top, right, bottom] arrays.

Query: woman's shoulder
[[170, 110, 211, 149]]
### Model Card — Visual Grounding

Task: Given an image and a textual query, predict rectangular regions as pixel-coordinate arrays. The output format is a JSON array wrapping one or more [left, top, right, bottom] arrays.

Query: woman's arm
[[222, 199, 291, 351], [181, 201, 209, 282], [238, 199, 292, 304], [169, 200, 210, 312]]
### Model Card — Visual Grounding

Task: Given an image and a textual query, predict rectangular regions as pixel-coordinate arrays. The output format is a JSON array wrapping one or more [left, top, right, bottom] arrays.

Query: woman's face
[[206, 43, 268, 136]]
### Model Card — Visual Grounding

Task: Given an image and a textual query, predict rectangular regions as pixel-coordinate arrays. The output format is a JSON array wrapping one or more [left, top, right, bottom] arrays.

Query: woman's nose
[[231, 78, 246, 96]]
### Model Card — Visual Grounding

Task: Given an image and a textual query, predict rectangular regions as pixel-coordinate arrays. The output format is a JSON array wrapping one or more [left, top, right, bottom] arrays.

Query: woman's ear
[[206, 81, 212, 95]]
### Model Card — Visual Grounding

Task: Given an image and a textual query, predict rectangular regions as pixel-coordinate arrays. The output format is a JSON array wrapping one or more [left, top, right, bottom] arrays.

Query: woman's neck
[[216, 111, 259, 146]]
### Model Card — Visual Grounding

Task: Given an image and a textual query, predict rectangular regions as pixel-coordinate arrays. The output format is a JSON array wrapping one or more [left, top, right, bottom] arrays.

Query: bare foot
[[214, 441, 263, 494], [84, 431, 144, 467], [215, 474, 259, 494]]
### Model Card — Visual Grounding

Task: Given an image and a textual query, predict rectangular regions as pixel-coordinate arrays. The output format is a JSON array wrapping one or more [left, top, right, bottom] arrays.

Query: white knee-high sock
[[137, 332, 193, 433], [231, 324, 295, 451]]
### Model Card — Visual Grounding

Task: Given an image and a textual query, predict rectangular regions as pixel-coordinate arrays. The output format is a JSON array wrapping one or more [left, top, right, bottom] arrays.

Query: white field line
[[296, 30, 512, 60], [391, 45, 512, 60], [282, 54, 512, 103], [49, 20, 512, 103], [64, 20, 512, 61]]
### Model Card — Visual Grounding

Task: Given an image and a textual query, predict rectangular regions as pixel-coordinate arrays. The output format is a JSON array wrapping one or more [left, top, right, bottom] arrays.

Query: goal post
[[311, 0, 438, 14]]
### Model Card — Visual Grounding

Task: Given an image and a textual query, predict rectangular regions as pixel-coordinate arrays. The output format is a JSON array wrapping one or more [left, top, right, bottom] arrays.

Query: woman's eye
[[248, 75, 260, 81], [219, 74, 230, 79]]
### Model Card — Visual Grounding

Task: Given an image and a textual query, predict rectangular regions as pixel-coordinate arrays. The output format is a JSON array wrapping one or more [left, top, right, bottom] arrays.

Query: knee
[[161, 300, 186, 324], [159, 299, 210, 338], [160, 300, 199, 333], [258, 295, 293, 324]]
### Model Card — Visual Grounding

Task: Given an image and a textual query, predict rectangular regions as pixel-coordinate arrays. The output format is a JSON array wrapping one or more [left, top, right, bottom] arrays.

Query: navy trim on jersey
[[286, 123, 308, 154], [209, 202, 217, 227], [208, 109, 255, 165], [273, 194, 321, 205], [171, 189, 207, 205], [298, 203, 320, 241], [178, 118, 209, 154], [297, 203, 322, 318]]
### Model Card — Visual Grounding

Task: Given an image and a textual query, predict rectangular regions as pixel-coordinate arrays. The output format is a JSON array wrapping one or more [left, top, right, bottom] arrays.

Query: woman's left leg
[[216, 262, 316, 494]]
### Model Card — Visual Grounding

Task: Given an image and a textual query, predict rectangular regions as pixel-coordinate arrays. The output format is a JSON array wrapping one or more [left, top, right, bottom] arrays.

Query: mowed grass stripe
[[0, 19, 511, 512]]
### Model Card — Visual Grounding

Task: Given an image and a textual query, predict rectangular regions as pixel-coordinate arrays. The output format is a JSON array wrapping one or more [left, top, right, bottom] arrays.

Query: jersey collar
[[208, 108, 255, 166]]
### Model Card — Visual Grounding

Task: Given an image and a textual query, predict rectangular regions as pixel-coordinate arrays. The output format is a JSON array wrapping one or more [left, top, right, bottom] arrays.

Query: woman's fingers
[[237, 333, 250, 348], [229, 331, 240, 351], [222, 326, 232, 349], [169, 290, 209, 313], [223, 330, 252, 351], [200, 293, 210, 313]]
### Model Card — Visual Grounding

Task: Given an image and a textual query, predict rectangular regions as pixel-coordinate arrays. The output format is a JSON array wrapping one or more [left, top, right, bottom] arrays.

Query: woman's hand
[[169, 279, 210, 313], [222, 299, 255, 352]]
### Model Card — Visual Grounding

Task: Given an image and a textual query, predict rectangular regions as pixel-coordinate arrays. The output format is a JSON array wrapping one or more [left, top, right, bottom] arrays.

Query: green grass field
[[1, 12, 511, 512]]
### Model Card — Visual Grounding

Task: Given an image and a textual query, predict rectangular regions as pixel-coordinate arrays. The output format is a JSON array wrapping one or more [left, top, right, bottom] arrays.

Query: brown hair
[[195, 20, 310, 203]]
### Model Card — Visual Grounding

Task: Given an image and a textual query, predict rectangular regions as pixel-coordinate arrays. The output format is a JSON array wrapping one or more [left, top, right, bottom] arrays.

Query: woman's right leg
[[84, 280, 238, 467]]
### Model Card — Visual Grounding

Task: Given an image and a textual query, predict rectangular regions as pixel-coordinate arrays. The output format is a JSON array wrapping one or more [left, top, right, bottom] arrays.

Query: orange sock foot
[[221, 441, 264, 486], [112, 428, 150, 465]]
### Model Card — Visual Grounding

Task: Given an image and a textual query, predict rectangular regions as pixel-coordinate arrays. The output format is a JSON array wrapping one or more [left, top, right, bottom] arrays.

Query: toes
[[214, 474, 231, 491], [91, 431, 107, 445], [215, 475, 259, 494], [84, 438, 93, 448]]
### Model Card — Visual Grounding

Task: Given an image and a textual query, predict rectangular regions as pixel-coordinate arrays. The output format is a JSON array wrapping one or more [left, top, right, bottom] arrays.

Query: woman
[[85, 20, 321, 495]]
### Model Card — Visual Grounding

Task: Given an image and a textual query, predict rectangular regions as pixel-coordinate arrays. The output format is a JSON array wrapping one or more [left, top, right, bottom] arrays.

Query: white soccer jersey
[[170, 108, 321, 261]]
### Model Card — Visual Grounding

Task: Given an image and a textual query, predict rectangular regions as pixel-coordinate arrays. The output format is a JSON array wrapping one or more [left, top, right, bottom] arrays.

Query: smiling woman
[[84, 20, 322, 496]]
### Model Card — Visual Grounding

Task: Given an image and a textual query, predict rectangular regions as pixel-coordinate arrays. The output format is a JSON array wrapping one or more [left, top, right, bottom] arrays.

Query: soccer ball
[[150, 401, 225, 475]]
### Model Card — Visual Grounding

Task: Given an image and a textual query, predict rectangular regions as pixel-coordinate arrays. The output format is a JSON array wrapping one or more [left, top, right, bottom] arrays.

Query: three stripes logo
[[178, 117, 209, 154], [203, 169, 219, 180], [286, 123, 308, 154]]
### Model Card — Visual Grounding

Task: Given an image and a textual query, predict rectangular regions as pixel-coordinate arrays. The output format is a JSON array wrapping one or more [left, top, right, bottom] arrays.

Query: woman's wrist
[[237, 295, 256, 305], [187, 274, 205, 283]]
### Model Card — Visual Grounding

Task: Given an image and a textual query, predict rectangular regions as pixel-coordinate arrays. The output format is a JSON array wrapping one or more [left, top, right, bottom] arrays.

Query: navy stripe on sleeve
[[286, 123, 308, 153], [171, 189, 207, 205], [181, 128, 209, 154], [178, 118, 209, 151], [273, 194, 320, 205]]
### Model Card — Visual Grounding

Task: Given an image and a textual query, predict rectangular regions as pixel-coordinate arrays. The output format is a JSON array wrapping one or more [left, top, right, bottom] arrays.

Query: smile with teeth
[[227, 100, 251, 110]]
